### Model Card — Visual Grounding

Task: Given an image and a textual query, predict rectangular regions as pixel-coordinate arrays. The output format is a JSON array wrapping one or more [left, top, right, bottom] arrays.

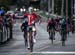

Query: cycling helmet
[[28, 7, 33, 13]]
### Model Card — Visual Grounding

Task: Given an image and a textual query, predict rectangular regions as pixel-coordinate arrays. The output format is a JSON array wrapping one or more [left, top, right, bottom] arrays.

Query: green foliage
[[0, 0, 13, 5], [0, 0, 13, 11], [40, 1, 48, 11]]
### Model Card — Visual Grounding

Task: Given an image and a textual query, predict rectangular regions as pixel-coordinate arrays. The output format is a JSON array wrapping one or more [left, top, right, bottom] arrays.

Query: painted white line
[[32, 52, 75, 54], [37, 41, 61, 51], [0, 52, 75, 54], [31, 52, 75, 54]]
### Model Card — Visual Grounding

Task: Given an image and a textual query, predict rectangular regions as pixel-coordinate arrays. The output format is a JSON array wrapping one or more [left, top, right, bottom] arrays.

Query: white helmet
[[28, 7, 33, 13]]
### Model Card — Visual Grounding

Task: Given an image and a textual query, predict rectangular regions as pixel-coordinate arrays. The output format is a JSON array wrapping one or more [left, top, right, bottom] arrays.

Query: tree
[[0, 0, 13, 5], [0, 0, 16, 11], [40, 0, 48, 11], [54, 0, 62, 15], [0, 0, 15, 11]]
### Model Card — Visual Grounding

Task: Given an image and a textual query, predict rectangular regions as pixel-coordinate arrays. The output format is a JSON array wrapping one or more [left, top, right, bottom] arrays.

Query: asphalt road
[[0, 19, 75, 55]]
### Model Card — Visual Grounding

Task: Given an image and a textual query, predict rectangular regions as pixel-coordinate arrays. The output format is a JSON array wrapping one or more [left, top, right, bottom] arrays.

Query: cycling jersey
[[48, 20, 57, 30], [24, 13, 38, 26], [61, 21, 67, 30]]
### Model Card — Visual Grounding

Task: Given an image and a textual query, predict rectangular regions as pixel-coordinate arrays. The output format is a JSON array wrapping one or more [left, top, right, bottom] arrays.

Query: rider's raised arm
[[15, 14, 24, 18]]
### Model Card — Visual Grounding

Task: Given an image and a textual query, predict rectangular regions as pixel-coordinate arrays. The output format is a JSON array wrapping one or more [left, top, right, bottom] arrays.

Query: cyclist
[[59, 18, 67, 46], [21, 19, 28, 46], [24, 7, 38, 49], [47, 18, 57, 41]]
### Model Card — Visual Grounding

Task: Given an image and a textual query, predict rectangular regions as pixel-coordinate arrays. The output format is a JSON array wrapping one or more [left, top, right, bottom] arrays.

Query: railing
[[0, 20, 12, 44]]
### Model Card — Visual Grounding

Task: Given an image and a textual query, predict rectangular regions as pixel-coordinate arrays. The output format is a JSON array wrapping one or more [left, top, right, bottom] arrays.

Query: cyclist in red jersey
[[24, 7, 39, 49], [47, 18, 57, 40]]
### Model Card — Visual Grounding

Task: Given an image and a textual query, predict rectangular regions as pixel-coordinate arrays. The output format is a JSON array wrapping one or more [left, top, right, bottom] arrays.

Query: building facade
[[71, 0, 75, 16], [40, 0, 72, 17]]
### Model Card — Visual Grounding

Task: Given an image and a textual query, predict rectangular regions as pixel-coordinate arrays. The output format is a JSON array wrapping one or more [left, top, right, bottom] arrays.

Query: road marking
[[36, 41, 61, 51], [0, 51, 75, 54]]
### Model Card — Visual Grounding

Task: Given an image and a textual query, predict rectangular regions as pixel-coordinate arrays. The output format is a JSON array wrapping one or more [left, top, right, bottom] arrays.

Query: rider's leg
[[65, 32, 67, 41], [31, 31, 36, 43], [53, 31, 55, 40], [63, 34, 66, 46], [27, 32, 30, 49], [32, 26, 36, 43], [52, 29, 55, 40], [49, 31, 50, 36], [49, 31, 51, 39], [33, 26, 36, 37], [23, 33, 25, 42], [34, 31, 36, 37]]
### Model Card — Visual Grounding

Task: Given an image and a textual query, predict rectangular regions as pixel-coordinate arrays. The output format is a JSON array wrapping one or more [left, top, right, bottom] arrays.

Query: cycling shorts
[[27, 25, 36, 32]]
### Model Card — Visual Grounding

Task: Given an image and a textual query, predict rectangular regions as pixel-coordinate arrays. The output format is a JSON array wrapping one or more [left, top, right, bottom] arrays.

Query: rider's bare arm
[[15, 14, 24, 18]]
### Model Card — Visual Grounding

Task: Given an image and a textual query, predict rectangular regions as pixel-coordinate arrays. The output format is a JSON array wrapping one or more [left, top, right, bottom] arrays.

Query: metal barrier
[[0, 19, 12, 44]]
